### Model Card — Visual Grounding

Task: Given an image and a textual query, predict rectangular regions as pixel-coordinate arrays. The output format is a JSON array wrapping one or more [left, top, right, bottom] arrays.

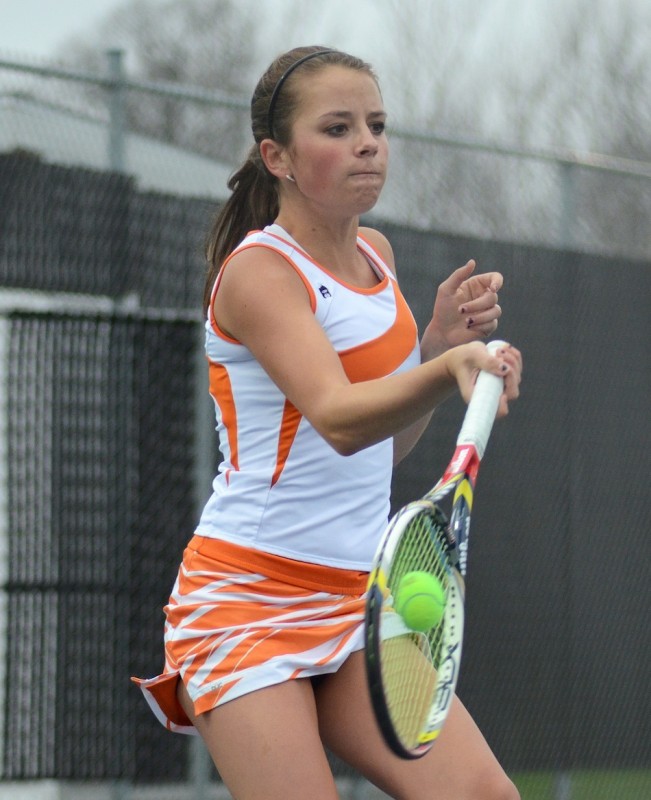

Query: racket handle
[[456, 340, 507, 459]]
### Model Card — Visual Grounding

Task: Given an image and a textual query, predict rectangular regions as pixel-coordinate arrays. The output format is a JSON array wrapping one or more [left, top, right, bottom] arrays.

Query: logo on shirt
[[318, 285, 332, 298]]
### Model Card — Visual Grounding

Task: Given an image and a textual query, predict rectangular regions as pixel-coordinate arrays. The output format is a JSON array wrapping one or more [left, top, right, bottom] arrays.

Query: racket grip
[[456, 340, 507, 458]]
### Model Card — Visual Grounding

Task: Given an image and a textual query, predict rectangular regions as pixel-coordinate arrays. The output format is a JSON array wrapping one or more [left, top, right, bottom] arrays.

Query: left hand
[[421, 260, 503, 357]]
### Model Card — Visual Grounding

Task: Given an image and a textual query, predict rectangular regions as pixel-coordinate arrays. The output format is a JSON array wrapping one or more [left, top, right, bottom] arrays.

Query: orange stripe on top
[[209, 363, 238, 472], [271, 399, 303, 487], [339, 280, 417, 382]]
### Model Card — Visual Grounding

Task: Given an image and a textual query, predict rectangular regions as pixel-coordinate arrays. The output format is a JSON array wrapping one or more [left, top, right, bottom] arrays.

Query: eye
[[326, 124, 348, 137], [370, 121, 386, 135]]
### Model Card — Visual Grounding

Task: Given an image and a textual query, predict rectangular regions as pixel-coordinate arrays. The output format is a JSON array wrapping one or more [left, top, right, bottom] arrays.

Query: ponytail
[[203, 146, 278, 313]]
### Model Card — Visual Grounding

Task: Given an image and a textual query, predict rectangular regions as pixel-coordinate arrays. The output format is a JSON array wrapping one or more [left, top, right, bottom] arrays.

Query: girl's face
[[284, 65, 388, 217]]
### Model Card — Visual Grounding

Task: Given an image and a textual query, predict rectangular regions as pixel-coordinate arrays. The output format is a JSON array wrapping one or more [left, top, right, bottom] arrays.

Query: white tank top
[[195, 224, 421, 570]]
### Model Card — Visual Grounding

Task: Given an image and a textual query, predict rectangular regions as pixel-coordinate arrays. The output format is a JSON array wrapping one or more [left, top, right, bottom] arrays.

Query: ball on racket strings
[[395, 571, 446, 632]]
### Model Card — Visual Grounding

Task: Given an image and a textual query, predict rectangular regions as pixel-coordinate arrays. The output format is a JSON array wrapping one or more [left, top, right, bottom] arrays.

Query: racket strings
[[389, 512, 451, 662], [381, 634, 437, 747]]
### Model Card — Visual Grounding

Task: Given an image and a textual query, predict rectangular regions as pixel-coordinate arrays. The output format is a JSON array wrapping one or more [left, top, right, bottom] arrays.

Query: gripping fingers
[[495, 345, 522, 414]]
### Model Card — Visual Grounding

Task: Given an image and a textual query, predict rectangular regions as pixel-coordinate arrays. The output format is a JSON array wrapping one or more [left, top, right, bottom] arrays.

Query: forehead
[[291, 65, 383, 112]]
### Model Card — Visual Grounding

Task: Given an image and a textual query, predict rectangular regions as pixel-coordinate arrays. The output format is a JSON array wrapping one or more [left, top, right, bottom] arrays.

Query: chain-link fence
[[2, 50, 651, 259], [0, 53, 650, 800]]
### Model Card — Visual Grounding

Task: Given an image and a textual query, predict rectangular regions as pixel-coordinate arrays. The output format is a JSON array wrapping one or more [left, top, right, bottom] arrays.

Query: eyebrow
[[318, 110, 387, 121]]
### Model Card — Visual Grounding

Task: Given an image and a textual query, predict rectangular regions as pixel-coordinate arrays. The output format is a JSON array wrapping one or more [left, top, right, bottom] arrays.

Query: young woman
[[135, 46, 522, 800]]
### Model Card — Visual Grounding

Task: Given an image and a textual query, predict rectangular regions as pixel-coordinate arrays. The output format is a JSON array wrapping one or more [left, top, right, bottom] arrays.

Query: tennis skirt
[[132, 535, 369, 735]]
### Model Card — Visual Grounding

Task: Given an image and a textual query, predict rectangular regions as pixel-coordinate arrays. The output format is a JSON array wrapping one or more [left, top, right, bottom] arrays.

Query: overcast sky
[[0, 0, 404, 125], [0, 0, 122, 57], [0, 0, 394, 106], [0, 0, 388, 62], [2, 0, 649, 159]]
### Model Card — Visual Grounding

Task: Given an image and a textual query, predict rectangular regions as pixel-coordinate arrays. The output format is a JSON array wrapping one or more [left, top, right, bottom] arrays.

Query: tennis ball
[[395, 571, 446, 632]]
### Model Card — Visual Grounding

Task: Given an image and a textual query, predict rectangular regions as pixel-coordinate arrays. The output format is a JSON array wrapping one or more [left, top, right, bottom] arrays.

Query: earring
[[286, 174, 295, 183]]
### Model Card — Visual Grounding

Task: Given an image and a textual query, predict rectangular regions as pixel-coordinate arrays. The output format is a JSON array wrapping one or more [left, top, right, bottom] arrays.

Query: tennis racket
[[365, 340, 507, 759]]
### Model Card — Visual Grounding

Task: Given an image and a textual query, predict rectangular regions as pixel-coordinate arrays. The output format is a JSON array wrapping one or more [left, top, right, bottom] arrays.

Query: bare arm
[[359, 228, 516, 463], [214, 246, 519, 457]]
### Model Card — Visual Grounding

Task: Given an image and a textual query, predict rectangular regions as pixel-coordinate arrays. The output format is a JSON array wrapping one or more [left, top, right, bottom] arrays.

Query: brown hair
[[203, 45, 378, 312]]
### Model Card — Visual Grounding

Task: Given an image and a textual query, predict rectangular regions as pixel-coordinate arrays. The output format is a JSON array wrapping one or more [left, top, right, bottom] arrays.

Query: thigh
[[314, 650, 517, 800], [177, 678, 339, 800]]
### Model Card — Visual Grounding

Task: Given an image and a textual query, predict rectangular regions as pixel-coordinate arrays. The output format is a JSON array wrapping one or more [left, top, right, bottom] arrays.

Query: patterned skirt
[[132, 535, 369, 734]]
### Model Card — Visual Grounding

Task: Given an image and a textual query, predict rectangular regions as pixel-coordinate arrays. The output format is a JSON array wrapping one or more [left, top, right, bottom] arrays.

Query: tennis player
[[134, 46, 522, 800]]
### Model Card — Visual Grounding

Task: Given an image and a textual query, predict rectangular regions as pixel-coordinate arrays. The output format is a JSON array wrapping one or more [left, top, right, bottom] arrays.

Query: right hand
[[446, 341, 522, 418]]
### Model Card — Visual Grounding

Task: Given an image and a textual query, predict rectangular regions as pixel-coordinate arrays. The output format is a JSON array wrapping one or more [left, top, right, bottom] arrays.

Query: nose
[[356, 126, 379, 156]]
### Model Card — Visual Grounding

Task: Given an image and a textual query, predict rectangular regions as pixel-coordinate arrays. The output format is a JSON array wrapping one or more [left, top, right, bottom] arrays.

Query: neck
[[273, 216, 379, 288], [274, 212, 358, 259]]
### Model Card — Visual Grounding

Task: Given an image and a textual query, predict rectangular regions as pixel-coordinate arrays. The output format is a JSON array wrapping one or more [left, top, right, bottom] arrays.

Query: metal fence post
[[558, 160, 578, 251], [106, 48, 126, 173], [190, 320, 217, 800], [553, 770, 573, 800]]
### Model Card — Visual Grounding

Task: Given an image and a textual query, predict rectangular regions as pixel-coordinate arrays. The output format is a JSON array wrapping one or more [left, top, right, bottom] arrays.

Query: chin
[[354, 189, 383, 214]]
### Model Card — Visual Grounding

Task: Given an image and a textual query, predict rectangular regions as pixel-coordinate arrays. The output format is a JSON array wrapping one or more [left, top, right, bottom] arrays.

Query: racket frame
[[364, 479, 470, 758]]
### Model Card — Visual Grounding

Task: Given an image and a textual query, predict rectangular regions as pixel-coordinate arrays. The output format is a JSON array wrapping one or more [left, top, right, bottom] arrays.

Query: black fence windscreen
[[382, 226, 651, 773]]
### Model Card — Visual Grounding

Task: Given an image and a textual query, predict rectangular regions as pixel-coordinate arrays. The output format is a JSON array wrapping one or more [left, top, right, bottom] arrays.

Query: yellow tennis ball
[[395, 571, 446, 632]]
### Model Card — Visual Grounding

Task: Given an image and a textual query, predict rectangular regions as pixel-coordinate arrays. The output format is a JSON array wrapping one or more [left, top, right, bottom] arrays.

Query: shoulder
[[358, 227, 397, 276], [214, 242, 315, 336], [213, 246, 315, 342], [219, 242, 312, 300]]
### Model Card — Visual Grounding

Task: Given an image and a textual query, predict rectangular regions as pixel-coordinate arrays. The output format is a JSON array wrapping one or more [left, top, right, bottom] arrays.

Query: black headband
[[267, 49, 336, 140]]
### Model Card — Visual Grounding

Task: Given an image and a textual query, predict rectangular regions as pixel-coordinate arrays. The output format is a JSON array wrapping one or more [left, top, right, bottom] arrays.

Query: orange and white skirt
[[132, 535, 369, 735]]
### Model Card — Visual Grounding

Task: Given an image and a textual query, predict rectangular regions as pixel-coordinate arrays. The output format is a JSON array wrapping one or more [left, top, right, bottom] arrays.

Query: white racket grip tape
[[456, 340, 507, 459]]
